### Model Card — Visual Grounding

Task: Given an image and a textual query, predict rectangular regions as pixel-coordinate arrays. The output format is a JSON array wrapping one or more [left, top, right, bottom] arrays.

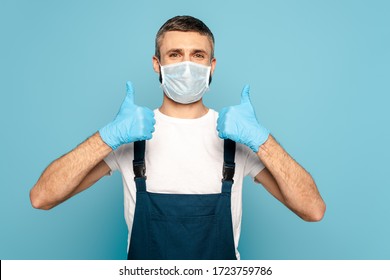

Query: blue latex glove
[[99, 81, 155, 150], [217, 85, 269, 153]]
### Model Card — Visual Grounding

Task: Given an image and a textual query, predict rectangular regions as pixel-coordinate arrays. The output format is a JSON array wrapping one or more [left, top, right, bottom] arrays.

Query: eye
[[194, 53, 205, 59], [169, 52, 180, 58]]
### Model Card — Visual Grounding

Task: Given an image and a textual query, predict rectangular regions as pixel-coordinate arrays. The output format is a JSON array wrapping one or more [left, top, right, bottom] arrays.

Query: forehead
[[159, 31, 213, 53]]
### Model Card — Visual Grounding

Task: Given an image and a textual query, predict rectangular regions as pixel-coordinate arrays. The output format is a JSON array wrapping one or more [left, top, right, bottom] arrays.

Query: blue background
[[1, 0, 389, 259]]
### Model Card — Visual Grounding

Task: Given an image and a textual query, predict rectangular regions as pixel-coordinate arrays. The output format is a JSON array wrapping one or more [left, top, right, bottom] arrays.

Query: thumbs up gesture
[[217, 85, 269, 153], [99, 81, 156, 150]]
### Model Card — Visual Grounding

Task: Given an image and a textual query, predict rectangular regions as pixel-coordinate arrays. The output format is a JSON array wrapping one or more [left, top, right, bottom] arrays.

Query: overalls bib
[[127, 140, 237, 260]]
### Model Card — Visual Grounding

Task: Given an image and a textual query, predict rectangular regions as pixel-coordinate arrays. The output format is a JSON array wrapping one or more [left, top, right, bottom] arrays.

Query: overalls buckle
[[133, 160, 146, 179], [222, 163, 235, 182]]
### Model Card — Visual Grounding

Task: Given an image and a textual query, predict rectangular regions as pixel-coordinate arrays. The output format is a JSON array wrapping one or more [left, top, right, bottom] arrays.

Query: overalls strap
[[222, 139, 236, 194], [133, 140, 146, 192]]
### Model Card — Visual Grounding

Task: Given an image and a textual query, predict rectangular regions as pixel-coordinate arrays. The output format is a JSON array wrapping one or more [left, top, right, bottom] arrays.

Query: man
[[30, 16, 325, 260]]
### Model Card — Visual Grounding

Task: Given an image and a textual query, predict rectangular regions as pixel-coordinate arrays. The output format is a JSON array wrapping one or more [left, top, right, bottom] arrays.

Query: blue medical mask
[[160, 61, 211, 104]]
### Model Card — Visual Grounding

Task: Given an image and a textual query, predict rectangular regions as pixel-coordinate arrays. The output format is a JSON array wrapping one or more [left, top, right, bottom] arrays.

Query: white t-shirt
[[104, 108, 265, 259]]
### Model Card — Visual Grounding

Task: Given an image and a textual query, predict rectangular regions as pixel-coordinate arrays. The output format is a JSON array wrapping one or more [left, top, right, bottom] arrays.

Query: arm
[[30, 133, 112, 210], [255, 136, 325, 221], [217, 85, 325, 221], [30, 82, 155, 210]]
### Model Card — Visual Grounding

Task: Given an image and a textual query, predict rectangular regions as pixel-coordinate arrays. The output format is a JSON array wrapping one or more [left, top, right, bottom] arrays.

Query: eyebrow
[[166, 48, 208, 55], [166, 48, 184, 54], [193, 49, 208, 54]]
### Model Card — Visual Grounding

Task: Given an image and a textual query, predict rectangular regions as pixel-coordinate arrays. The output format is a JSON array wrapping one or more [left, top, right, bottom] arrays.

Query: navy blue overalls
[[127, 139, 237, 260]]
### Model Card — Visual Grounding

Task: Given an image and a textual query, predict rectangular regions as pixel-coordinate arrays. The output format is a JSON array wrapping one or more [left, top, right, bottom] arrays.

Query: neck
[[159, 95, 209, 119]]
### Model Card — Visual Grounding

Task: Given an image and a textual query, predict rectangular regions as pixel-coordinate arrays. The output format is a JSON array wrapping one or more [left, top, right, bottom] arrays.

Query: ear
[[210, 57, 217, 76], [152, 56, 160, 73]]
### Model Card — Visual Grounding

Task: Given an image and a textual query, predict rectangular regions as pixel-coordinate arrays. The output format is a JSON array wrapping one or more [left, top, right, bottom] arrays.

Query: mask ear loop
[[208, 59, 213, 85], [158, 61, 163, 84]]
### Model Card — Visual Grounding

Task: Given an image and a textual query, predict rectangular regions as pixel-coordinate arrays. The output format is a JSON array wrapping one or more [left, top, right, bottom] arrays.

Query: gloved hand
[[217, 85, 269, 153], [99, 81, 155, 150]]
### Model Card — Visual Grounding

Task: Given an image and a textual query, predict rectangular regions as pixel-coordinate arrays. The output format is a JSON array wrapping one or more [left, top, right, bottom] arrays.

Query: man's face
[[153, 31, 216, 74]]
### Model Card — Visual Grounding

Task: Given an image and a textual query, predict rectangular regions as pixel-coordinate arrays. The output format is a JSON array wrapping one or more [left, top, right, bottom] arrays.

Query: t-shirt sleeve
[[103, 150, 119, 174], [244, 147, 266, 179]]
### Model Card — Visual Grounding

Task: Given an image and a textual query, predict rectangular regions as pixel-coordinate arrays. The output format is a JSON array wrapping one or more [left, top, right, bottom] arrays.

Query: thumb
[[125, 81, 135, 104], [240, 84, 251, 104]]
